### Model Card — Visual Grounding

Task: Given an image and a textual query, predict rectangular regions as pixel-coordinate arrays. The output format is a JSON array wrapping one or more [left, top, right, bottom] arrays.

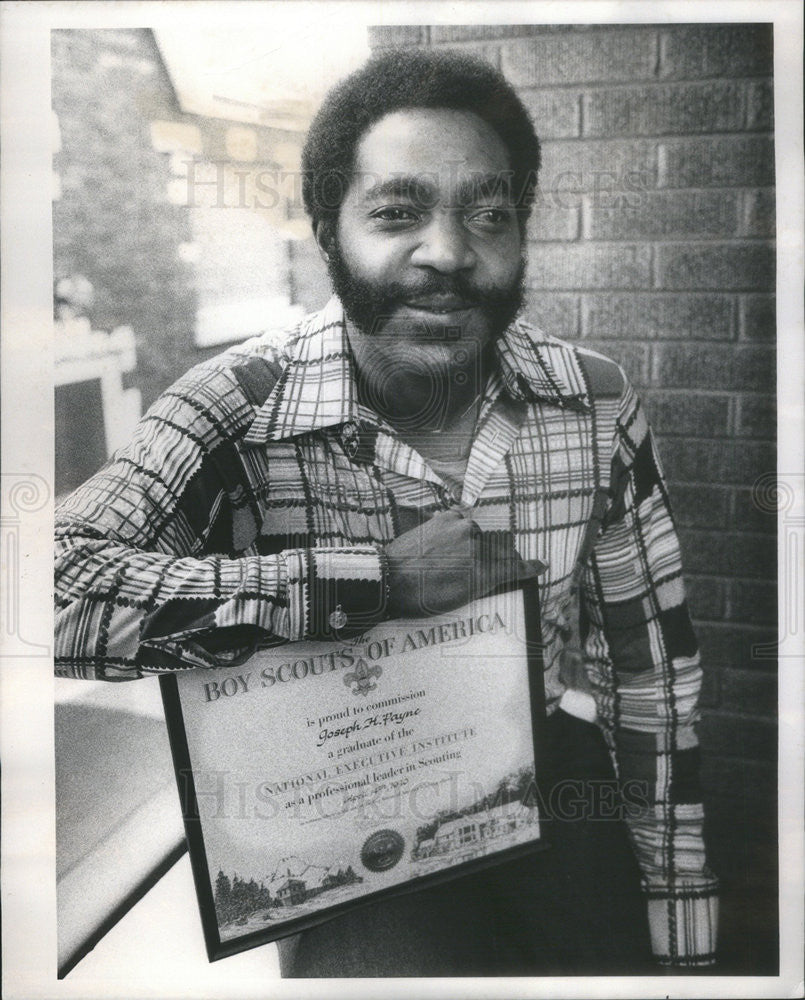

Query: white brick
[[225, 127, 258, 162], [150, 120, 203, 155]]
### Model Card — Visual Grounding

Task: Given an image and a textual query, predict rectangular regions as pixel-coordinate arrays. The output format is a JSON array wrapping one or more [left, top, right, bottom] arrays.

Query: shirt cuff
[[558, 687, 598, 723], [284, 546, 388, 641], [646, 881, 719, 967]]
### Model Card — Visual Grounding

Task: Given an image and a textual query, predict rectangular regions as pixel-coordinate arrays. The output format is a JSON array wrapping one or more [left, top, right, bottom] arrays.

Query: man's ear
[[314, 220, 336, 263]]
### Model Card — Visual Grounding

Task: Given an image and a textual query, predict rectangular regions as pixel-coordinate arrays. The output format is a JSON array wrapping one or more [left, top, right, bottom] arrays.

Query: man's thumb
[[515, 555, 547, 581]]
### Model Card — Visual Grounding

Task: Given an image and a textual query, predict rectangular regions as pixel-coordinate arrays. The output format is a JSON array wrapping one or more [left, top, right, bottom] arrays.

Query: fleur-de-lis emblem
[[344, 657, 382, 696]]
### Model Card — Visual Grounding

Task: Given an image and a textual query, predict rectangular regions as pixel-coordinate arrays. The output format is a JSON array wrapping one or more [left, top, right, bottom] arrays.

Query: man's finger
[[515, 556, 547, 580]]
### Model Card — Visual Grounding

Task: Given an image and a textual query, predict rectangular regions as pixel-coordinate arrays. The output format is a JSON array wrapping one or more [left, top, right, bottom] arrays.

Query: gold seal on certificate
[[162, 582, 546, 961]]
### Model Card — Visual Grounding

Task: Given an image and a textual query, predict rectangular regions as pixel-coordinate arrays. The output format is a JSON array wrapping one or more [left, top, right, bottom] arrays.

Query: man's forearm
[[55, 526, 387, 679]]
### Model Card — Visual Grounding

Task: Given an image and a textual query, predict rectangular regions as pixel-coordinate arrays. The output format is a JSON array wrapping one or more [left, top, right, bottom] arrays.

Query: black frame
[[160, 579, 547, 962]]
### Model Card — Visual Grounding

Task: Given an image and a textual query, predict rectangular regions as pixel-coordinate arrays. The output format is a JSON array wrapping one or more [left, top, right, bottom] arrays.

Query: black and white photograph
[[1, 2, 803, 998]]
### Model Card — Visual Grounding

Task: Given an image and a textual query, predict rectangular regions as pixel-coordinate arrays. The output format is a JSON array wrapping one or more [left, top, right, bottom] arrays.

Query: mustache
[[375, 273, 504, 308], [325, 237, 526, 339]]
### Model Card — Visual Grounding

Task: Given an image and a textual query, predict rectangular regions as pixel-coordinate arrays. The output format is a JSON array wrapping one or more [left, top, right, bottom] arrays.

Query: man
[[55, 48, 718, 975]]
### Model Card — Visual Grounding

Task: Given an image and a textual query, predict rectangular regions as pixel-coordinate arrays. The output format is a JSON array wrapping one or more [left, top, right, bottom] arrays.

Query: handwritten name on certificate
[[164, 587, 545, 958]]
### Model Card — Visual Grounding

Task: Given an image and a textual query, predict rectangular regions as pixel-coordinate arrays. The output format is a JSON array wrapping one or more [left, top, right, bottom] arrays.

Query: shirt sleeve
[[579, 375, 719, 967], [54, 363, 388, 681]]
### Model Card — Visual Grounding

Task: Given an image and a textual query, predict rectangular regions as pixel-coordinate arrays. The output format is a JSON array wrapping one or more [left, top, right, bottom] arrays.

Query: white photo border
[[1, 2, 802, 998]]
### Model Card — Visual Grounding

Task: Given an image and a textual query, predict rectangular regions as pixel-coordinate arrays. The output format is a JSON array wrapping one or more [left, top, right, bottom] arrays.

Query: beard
[[324, 236, 526, 344]]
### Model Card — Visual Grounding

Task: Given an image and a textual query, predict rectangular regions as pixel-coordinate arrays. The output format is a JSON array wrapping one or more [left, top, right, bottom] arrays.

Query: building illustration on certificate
[[410, 762, 540, 871], [214, 856, 365, 939], [210, 761, 539, 940]]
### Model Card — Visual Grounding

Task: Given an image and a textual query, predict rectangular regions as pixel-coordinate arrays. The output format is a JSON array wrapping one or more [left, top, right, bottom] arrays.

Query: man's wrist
[[286, 545, 389, 640]]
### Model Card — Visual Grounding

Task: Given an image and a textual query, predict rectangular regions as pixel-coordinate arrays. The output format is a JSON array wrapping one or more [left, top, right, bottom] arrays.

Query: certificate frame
[[160, 579, 548, 962]]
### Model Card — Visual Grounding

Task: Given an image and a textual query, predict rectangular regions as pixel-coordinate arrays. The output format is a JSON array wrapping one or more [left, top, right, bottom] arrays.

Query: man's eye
[[370, 207, 418, 224], [469, 208, 512, 229]]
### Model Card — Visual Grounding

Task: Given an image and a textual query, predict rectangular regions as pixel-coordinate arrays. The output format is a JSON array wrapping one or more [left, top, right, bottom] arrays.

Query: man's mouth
[[403, 295, 476, 314]]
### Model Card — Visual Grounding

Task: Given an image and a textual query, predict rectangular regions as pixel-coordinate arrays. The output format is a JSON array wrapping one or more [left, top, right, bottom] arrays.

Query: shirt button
[[341, 422, 360, 460], [329, 605, 348, 629]]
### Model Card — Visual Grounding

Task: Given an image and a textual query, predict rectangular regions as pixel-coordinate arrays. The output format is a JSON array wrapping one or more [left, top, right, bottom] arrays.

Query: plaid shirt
[[55, 297, 718, 965]]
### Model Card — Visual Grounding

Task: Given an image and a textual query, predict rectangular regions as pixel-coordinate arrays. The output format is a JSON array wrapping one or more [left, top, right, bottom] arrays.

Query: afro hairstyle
[[301, 48, 541, 234]]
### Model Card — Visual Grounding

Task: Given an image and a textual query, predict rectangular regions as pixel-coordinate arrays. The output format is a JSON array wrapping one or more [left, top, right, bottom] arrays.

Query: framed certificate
[[161, 581, 547, 961]]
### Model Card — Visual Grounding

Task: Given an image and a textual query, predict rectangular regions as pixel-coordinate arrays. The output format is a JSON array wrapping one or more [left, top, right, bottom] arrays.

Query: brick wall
[[369, 23, 777, 970]]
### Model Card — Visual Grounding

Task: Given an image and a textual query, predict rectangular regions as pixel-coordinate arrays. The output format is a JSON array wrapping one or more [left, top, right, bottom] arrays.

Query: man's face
[[323, 108, 525, 375]]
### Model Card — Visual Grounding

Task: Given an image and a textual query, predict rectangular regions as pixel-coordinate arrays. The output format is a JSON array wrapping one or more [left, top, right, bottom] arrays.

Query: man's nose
[[410, 213, 476, 273]]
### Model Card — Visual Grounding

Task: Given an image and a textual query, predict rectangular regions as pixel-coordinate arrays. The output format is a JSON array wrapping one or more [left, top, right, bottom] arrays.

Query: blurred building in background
[[52, 27, 333, 497]]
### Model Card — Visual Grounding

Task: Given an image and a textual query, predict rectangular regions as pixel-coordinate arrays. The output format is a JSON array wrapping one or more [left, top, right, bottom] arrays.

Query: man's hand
[[385, 509, 542, 619]]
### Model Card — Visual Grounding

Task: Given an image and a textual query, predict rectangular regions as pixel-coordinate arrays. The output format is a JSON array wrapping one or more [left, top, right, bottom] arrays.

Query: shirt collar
[[244, 297, 589, 445], [495, 319, 590, 411]]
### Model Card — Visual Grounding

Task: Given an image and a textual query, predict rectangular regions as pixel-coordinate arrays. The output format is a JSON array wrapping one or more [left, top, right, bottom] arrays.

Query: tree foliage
[[214, 869, 271, 924]]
